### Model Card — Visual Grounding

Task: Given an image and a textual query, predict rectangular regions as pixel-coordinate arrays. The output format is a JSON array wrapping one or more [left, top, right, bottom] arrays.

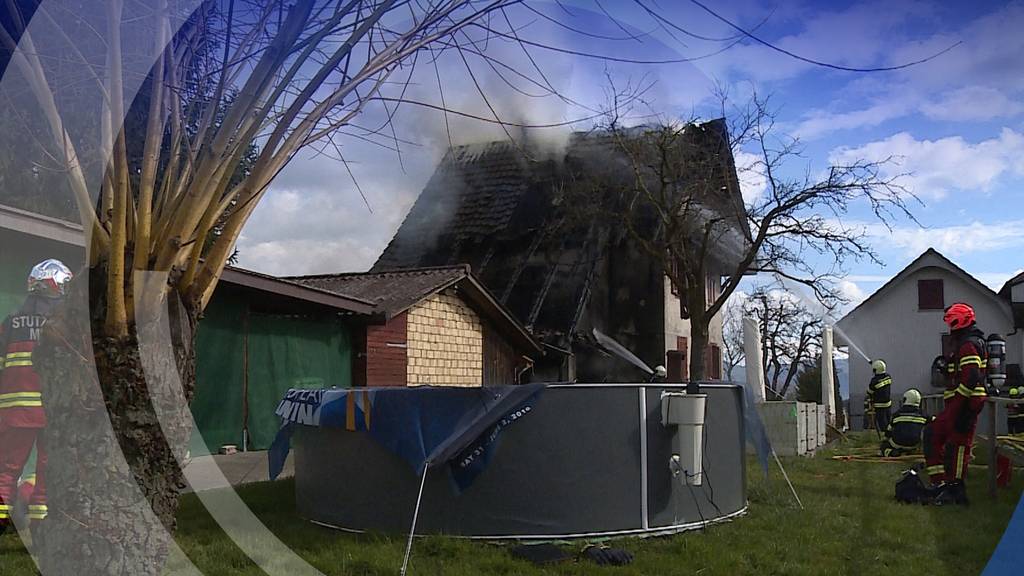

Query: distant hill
[[726, 358, 850, 400]]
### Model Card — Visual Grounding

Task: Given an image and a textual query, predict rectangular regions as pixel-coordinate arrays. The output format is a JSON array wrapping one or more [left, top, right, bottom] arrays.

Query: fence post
[[989, 400, 998, 499]]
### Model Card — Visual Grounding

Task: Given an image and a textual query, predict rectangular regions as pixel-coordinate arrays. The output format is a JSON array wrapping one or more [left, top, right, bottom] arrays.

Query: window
[[918, 279, 944, 310], [666, 337, 688, 381], [706, 271, 721, 309], [704, 344, 722, 380]]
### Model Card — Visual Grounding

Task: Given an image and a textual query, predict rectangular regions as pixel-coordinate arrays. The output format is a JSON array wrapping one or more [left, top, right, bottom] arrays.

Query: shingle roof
[[288, 265, 468, 318], [288, 265, 541, 354], [371, 119, 748, 343]]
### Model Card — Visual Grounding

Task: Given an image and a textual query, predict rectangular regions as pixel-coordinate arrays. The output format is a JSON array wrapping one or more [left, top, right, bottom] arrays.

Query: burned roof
[[372, 119, 747, 344]]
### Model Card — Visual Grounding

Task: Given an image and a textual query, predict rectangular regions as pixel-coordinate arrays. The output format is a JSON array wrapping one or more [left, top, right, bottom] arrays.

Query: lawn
[[2, 432, 1022, 575]]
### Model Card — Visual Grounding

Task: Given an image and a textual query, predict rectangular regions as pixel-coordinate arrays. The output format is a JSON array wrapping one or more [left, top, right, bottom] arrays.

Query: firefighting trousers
[[874, 407, 891, 433], [923, 400, 976, 485], [1009, 415, 1024, 435], [0, 425, 46, 522]]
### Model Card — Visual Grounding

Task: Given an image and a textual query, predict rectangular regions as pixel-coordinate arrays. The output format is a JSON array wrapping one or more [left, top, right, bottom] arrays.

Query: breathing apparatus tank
[[987, 333, 1007, 390], [930, 355, 948, 389]]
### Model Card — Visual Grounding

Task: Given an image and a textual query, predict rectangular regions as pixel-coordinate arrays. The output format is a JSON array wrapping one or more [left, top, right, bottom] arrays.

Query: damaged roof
[[371, 119, 748, 344], [288, 265, 541, 354]]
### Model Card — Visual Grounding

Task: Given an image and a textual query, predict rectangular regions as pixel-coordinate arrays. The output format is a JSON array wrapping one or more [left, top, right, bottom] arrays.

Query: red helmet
[[944, 303, 976, 330]]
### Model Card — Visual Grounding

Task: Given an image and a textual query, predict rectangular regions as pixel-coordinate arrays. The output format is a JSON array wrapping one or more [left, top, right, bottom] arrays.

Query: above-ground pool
[[289, 383, 748, 539]]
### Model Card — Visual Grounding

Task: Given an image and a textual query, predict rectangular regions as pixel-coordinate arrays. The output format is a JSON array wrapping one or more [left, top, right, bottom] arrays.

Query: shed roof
[[221, 267, 377, 316], [288, 265, 542, 355], [0, 202, 85, 247]]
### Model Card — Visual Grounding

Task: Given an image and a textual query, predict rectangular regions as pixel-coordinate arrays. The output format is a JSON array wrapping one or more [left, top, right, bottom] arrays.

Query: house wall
[[363, 313, 409, 387], [407, 290, 483, 387], [838, 264, 1015, 429], [483, 322, 522, 386], [662, 276, 726, 380]]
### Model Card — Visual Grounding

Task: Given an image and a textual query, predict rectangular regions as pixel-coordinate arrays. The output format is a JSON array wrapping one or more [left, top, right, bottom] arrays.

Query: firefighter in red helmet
[[0, 259, 72, 534], [922, 302, 988, 505]]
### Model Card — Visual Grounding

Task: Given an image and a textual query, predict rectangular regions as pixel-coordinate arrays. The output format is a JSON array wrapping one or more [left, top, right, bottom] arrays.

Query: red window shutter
[[703, 344, 722, 380], [677, 337, 688, 380], [918, 279, 945, 310], [666, 351, 685, 382], [712, 345, 722, 380]]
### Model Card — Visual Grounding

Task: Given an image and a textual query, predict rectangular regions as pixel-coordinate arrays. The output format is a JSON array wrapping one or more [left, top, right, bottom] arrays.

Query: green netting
[[189, 296, 247, 456], [245, 313, 352, 449], [188, 299, 353, 455]]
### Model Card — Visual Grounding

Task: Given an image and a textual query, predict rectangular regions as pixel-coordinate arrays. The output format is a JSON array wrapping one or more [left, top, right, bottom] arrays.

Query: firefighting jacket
[[883, 404, 928, 450], [943, 327, 988, 421], [1008, 386, 1023, 423], [868, 372, 893, 409], [0, 296, 55, 428]]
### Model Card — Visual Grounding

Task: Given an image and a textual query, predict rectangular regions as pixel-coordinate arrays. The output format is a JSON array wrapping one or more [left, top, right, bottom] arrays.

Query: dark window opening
[[918, 279, 945, 310]]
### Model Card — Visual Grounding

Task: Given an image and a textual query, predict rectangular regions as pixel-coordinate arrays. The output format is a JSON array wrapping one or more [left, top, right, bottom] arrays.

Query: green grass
[[3, 432, 1022, 575]]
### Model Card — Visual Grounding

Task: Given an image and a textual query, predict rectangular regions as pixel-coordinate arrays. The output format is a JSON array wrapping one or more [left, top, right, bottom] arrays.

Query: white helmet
[[871, 359, 887, 375], [902, 388, 922, 407], [28, 259, 73, 298]]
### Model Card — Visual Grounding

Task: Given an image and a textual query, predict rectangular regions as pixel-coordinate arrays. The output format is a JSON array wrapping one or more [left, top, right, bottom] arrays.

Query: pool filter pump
[[660, 391, 707, 486]]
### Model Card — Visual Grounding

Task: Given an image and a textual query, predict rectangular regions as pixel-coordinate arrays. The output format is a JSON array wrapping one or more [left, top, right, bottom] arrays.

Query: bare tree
[[576, 90, 917, 382], [722, 294, 745, 381], [744, 284, 825, 399], [0, 1, 944, 571]]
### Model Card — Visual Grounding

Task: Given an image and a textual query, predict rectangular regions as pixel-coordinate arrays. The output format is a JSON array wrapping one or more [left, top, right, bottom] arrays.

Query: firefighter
[[1007, 365, 1024, 435], [862, 395, 873, 430], [0, 259, 73, 535], [867, 359, 893, 432], [879, 389, 929, 456], [922, 302, 989, 506]]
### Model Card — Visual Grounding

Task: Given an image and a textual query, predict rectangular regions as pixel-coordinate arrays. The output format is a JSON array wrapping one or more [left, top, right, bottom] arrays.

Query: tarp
[[269, 384, 546, 492], [982, 491, 1024, 575], [742, 383, 773, 478], [190, 304, 353, 456]]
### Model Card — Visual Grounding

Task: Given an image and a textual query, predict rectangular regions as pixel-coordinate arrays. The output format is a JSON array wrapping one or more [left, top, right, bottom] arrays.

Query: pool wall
[[293, 383, 747, 539]]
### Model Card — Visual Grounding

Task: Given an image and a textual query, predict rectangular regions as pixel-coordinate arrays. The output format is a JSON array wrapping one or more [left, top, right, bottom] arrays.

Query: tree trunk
[[32, 272, 197, 575], [689, 317, 709, 382]]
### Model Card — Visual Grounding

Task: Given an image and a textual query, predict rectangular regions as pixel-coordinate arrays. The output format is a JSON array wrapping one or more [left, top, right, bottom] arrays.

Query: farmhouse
[[836, 248, 1023, 429], [373, 119, 751, 382]]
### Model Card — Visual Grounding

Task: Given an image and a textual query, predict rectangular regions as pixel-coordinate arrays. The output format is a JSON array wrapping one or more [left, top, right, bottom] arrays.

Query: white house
[[836, 248, 1022, 429]]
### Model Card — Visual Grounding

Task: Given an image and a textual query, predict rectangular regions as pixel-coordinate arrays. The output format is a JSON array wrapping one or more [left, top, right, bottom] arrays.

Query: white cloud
[[921, 86, 1024, 121], [845, 219, 1024, 258], [838, 280, 867, 304], [733, 150, 767, 205], [706, 0, 936, 83], [794, 97, 916, 140], [829, 129, 1024, 199], [783, 4, 1024, 139], [972, 271, 1024, 291]]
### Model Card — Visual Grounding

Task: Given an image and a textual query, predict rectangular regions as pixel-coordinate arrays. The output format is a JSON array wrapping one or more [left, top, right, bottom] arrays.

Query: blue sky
[[237, 0, 1024, 310]]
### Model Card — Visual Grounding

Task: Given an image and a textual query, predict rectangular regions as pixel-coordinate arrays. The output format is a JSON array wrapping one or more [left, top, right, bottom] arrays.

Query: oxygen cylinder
[[988, 334, 1007, 389], [930, 355, 948, 389]]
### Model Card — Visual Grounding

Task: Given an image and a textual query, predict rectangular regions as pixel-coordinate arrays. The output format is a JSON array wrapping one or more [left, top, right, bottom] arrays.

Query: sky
[[236, 0, 1024, 315]]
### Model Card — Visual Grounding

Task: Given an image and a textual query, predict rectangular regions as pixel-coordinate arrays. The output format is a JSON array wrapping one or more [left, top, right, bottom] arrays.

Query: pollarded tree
[[0, 2, 940, 572]]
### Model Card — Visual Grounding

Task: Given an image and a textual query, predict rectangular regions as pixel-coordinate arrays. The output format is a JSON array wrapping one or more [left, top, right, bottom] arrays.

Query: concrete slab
[[182, 450, 293, 493]]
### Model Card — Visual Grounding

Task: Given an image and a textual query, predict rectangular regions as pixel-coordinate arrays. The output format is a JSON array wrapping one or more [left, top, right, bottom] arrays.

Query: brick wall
[[407, 290, 483, 387], [364, 313, 408, 387]]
